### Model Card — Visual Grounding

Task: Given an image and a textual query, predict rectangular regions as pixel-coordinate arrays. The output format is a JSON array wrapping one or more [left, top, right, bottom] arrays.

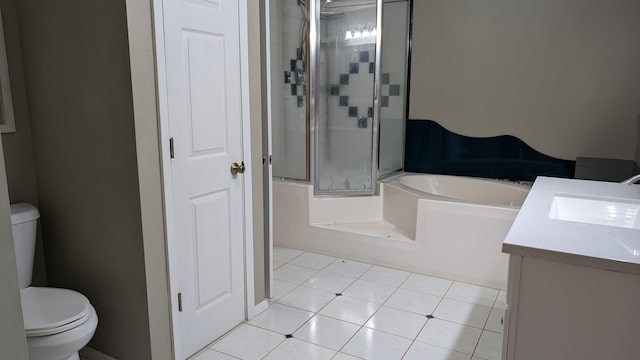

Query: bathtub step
[[312, 220, 414, 241]]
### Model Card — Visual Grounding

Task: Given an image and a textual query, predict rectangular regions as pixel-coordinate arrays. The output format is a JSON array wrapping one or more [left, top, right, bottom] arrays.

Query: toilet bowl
[[11, 203, 98, 360]]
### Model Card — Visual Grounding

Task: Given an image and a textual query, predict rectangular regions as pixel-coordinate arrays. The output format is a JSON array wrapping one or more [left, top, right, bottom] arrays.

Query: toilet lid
[[21, 287, 92, 337]]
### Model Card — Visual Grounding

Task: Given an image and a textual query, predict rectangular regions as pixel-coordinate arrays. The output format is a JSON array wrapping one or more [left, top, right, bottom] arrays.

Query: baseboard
[[79, 346, 118, 360]]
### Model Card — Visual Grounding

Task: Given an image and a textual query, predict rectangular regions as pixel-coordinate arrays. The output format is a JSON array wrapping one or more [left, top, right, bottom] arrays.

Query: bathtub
[[397, 174, 529, 207], [273, 173, 530, 289]]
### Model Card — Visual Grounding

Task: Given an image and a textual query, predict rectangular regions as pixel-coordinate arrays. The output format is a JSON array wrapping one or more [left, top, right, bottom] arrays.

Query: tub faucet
[[621, 174, 640, 184]]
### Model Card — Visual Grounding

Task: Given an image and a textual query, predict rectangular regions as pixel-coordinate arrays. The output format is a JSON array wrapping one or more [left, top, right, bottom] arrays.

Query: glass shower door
[[269, 0, 309, 181], [312, 0, 380, 195]]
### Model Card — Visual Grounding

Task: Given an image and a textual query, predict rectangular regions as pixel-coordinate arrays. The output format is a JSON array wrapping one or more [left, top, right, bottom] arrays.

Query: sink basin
[[549, 194, 640, 229]]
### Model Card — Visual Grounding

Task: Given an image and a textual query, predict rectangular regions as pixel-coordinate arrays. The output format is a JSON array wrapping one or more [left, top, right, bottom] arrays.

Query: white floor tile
[[273, 261, 286, 270], [319, 295, 379, 325], [433, 298, 491, 328], [289, 252, 337, 270], [401, 273, 453, 297], [385, 288, 441, 315], [193, 349, 238, 360], [304, 271, 356, 293], [277, 286, 336, 312], [211, 324, 283, 360], [493, 290, 507, 310], [445, 282, 499, 307], [248, 303, 314, 334], [403, 342, 471, 360], [274, 247, 304, 262], [416, 318, 482, 355], [323, 259, 373, 278], [264, 338, 336, 360], [332, 353, 362, 360], [270, 280, 297, 300], [364, 306, 427, 339], [294, 315, 361, 350], [342, 327, 412, 360], [359, 266, 410, 287], [274, 264, 318, 285], [342, 279, 396, 305], [473, 331, 502, 360], [484, 308, 504, 334]]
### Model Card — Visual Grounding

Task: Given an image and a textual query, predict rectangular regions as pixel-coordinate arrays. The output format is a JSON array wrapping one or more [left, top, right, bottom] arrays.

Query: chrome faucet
[[621, 174, 640, 184]]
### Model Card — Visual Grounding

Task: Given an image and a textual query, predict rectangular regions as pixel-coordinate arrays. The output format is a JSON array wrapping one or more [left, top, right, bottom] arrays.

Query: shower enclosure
[[269, 0, 410, 195]]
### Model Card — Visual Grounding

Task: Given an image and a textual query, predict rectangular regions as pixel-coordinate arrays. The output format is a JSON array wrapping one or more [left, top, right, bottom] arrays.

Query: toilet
[[10, 203, 98, 360]]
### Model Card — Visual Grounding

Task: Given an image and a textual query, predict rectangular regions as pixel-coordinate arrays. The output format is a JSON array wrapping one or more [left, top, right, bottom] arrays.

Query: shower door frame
[[310, 0, 383, 196]]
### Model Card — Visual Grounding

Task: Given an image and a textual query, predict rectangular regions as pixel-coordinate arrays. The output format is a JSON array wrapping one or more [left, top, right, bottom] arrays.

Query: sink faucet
[[621, 174, 640, 184]]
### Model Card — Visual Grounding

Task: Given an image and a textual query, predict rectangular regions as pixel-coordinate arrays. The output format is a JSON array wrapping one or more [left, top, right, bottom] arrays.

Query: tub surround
[[502, 177, 640, 274], [405, 120, 575, 181]]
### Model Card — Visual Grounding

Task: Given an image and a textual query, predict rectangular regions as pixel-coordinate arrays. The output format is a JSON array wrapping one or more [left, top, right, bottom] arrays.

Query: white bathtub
[[273, 173, 530, 289], [398, 174, 530, 207]]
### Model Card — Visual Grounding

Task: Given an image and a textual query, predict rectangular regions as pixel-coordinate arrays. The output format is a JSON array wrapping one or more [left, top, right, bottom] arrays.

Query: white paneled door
[[161, 0, 246, 357]]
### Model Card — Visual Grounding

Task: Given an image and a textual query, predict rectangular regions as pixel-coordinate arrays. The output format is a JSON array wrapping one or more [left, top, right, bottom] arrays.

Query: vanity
[[501, 177, 640, 360]]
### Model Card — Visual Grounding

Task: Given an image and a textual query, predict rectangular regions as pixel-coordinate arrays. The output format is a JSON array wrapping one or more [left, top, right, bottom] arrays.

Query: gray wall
[[125, 0, 174, 357], [16, 0, 152, 358], [249, 0, 266, 305], [0, 0, 46, 286], [0, 136, 28, 359], [410, 0, 640, 161]]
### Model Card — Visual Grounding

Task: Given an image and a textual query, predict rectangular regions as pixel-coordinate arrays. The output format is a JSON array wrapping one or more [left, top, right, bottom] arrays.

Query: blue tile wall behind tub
[[404, 120, 575, 181]]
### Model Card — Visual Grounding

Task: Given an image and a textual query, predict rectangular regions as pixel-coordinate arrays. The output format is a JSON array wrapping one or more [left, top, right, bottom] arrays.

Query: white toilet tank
[[10, 203, 40, 289]]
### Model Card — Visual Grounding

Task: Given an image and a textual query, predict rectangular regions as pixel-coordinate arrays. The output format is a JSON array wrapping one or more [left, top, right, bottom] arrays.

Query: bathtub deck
[[314, 219, 413, 241]]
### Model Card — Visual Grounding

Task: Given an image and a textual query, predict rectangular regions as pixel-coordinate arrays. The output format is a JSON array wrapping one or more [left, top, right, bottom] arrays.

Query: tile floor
[[190, 247, 506, 360]]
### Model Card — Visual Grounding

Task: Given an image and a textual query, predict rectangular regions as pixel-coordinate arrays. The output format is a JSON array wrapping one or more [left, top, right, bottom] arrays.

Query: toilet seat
[[21, 287, 93, 337]]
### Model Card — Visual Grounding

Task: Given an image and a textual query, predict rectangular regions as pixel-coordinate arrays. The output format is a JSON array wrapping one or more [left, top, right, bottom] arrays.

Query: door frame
[[151, 0, 265, 358]]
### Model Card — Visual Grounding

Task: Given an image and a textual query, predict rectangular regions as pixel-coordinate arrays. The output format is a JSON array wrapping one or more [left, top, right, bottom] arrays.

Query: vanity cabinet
[[501, 177, 640, 360], [502, 255, 640, 360]]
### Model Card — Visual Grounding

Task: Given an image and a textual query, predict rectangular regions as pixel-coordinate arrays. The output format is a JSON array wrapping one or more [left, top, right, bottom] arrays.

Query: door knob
[[230, 162, 245, 176]]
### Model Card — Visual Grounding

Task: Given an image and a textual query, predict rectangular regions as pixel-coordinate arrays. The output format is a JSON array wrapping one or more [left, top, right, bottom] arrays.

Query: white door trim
[[264, 0, 274, 300], [151, 0, 259, 358]]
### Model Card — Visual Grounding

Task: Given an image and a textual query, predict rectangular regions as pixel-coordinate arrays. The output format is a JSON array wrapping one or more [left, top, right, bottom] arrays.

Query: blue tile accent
[[368, 107, 374, 118], [291, 84, 297, 96], [290, 59, 297, 71], [284, 71, 291, 84], [348, 106, 358, 117], [369, 62, 375, 74], [329, 86, 340, 96], [340, 74, 349, 85], [349, 63, 359, 74], [358, 117, 368, 128], [389, 84, 400, 96], [404, 120, 576, 181], [381, 73, 390, 84], [381, 96, 389, 107], [297, 96, 304, 107], [296, 47, 303, 60], [339, 96, 349, 106], [359, 51, 370, 62]]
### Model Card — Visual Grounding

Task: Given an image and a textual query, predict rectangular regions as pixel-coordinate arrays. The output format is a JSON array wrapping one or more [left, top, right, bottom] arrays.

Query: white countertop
[[502, 176, 640, 274]]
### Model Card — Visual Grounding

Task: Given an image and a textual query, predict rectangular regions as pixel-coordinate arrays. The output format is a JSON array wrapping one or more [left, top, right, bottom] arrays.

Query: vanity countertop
[[502, 176, 640, 274]]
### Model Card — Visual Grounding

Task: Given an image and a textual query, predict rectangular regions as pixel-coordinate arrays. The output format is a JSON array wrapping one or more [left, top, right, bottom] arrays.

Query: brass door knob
[[230, 162, 245, 176]]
